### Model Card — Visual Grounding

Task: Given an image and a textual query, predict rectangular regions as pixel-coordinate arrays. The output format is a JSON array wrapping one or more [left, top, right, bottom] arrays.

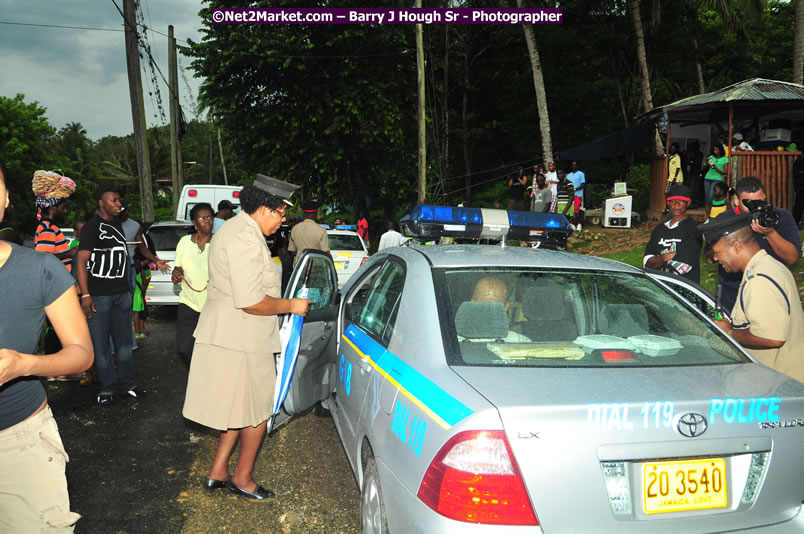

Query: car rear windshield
[[435, 268, 749, 368], [328, 234, 364, 251], [146, 225, 194, 252]]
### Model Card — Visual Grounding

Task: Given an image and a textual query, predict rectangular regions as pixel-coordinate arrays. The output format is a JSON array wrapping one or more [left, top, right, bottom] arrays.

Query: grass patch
[[599, 247, 645, 268], [594, 230, 803, 303]]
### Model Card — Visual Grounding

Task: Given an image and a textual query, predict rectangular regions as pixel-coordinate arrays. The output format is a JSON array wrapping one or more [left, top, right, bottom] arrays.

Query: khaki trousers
[[0, 405, 80, 533]]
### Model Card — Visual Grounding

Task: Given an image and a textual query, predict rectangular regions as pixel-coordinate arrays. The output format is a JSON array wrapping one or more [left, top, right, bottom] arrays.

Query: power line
[[0, 20, 123, 32], [0, 19, 410, 59]]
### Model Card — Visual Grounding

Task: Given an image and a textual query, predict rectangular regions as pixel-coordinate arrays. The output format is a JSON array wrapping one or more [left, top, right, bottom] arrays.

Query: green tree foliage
[[187, 0, 420, 219], [0, 95, 58, 234], [2, 2, 796, 231]]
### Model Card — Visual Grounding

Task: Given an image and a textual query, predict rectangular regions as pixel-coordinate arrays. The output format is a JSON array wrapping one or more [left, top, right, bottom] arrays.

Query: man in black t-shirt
[[76, 185, 168, 405], [643, 185, 703, 284]]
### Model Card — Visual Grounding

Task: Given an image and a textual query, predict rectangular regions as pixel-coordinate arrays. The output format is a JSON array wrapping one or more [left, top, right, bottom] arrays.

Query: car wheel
[[313, 401, 330, 417], [361, 455, 389, 534]]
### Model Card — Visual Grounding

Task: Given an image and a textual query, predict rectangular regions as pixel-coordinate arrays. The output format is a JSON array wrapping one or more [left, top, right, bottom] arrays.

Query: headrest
[[455, 302, 508, 340], [522, 285, 565, 320]]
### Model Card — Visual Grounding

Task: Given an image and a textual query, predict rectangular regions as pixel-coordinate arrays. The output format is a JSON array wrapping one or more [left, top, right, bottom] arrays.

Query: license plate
[[643, 458, 727, 514], [334, 261, 343, 270], [338, 252, 353, 258]]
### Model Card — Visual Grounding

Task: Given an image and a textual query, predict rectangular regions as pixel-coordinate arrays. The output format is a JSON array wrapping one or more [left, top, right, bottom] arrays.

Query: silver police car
[[278, 206, 804, 533]]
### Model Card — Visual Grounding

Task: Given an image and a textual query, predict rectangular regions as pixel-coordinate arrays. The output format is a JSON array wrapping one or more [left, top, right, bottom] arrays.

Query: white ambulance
[[176, 184, 242, 221]]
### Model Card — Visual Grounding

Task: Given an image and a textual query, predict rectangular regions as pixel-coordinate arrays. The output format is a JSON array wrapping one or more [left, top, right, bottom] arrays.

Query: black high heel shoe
[[203, 477, 228, 491], [229, 482, 275, 500]]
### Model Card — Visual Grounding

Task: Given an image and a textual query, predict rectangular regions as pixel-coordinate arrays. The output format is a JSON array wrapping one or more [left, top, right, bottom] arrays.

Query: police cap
[[253, 174, 300, 206], [698, 213, 751, 247]]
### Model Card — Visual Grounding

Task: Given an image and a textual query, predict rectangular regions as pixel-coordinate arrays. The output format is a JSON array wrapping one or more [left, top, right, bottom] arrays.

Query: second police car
[[277, 206, 804, 534]]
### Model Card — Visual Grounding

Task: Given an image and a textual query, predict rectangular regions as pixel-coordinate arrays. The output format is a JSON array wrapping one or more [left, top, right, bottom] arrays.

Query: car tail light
[[417, 430, 538, 525], [360, 256, 368, 267], [741, 452, 770, 504], [232, 190, 240, 198], [188, 189, 197, 197]]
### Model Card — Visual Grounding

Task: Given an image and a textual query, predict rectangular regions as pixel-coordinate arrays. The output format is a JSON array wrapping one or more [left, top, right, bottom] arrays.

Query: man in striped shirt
[[34, 199, 75, 272]]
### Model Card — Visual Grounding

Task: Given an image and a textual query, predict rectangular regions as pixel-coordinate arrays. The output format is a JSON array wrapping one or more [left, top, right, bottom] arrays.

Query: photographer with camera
[[708, 176, 801, 313], [703, 215, 803, 382]]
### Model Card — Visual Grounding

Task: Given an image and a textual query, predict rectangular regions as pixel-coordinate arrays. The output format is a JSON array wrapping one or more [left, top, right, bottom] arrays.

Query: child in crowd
[[709, 182, 731, 221], [69, 219, 85, 250], [132, 237, 155, 339]]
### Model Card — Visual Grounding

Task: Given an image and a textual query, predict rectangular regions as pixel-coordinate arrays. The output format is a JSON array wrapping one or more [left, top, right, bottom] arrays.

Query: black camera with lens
[[742, 199, 782, 229]]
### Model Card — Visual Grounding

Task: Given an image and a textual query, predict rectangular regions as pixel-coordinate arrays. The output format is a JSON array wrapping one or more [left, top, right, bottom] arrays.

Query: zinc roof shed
[[643, 78, 803, 215], [645, 78, 804, 125]]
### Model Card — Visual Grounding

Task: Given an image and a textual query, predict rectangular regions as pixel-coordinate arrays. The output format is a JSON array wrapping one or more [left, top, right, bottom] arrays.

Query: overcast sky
[[0, 0, 206, 140]]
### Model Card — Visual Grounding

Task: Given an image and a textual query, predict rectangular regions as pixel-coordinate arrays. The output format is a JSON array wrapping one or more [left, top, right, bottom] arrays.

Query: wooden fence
[[650, 151, 800, 213], [730, 151, 800, 210]]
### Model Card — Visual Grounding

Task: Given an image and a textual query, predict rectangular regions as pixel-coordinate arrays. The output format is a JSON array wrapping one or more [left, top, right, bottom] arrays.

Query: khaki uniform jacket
[[731, 249, 804, 382], [194, 211, 281, 354], [288, 219, 329, 266]]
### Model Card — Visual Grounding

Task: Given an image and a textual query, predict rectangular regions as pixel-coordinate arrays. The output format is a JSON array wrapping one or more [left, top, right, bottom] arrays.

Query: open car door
[[271, 250, 339, 430], [643, 268, 720, 318]]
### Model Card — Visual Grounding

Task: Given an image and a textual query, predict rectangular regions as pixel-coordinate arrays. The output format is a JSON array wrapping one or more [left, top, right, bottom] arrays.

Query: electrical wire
[[0, 20, 123, 32]]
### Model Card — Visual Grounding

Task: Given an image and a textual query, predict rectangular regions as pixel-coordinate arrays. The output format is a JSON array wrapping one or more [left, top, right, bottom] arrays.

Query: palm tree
[[795, 0, 803, 84], [629, 0, 655, 114], [690, 0, 765, 93], [517, 0, 553, 209], [628, 0, 665, 156]]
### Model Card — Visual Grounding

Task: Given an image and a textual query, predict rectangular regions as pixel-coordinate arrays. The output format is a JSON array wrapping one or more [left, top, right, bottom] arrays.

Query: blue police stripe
[[345, 325, 474, 428]]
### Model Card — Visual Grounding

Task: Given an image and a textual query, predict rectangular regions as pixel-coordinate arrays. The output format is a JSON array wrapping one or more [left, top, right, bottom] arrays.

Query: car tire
[[313, 401, 330, 417], [361, 454, 389, 534]]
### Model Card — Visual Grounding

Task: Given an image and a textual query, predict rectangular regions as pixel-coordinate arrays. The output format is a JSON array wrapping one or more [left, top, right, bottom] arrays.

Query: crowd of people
[[644, 175, 803, 382], [0, 151, 802, 529], [505, 160, 587, 229]]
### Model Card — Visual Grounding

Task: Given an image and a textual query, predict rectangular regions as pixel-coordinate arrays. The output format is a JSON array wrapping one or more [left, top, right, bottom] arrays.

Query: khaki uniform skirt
[[183, 343, 276, 431]]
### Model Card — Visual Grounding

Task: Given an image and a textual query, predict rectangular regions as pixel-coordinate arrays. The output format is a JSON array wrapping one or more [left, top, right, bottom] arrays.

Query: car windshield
[[435, 268, 749, 368], [146, 225, 194, 251], [328, 234, 364, 251]]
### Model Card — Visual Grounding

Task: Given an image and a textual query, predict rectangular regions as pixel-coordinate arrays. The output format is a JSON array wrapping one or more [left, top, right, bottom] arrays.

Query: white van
[[176, 184, 242, 221]]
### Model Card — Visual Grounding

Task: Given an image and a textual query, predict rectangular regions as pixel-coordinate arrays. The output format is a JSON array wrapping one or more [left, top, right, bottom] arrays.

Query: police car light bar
[[320, 224, 359, 231], [399, 205, 572, 248]]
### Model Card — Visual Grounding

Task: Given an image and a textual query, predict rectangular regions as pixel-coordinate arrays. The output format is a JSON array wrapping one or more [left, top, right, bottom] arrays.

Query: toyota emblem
[[677, 413, 708, 438]]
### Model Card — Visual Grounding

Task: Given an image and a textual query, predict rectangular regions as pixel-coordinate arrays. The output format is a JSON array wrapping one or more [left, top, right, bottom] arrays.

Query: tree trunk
[[518, 0, 553, 211], [462, 51, 472, 203], [693, 39, 706, 94], [629, 0, 664, 157], [629, 0, 653, 113], [441, 25, 450, 191], [795, 0, 804, 85], [611, 57, 629, 128]]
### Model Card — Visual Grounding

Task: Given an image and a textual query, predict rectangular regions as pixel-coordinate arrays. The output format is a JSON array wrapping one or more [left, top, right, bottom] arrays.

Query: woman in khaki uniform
[[183, 177, 309, 501]]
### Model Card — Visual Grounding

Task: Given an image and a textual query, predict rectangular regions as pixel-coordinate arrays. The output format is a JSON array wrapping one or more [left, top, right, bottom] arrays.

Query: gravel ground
[[46, 306, 359, 533]]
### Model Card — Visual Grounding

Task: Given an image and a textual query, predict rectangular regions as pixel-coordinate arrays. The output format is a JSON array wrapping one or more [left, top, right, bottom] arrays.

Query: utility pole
[[123, 0, 155, 222], [208, 132, 213, 184], [217, 127, 228, 185], [168, 24, 184, 218], [415, 0, 426, 204]]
